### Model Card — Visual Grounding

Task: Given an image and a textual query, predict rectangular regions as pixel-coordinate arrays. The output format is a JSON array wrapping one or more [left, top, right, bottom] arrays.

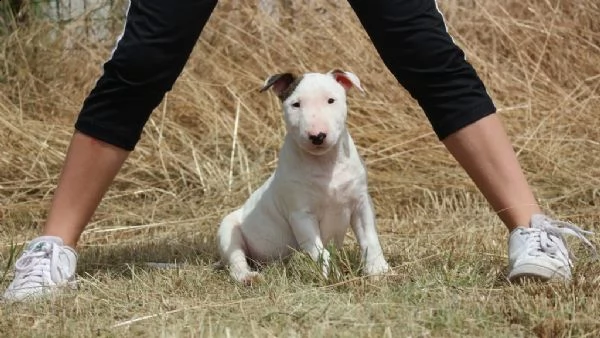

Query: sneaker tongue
[[27, 236, 64, 251], [529, 214, 548, 227]]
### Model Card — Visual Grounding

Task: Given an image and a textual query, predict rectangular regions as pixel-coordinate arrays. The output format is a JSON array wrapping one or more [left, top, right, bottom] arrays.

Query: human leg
[[347, 0, 595, 281], [42, 133, 129, 248], [44, 0, 219, 248], [346, 0, 535, 230], [442, 114, 540, 231], [3, 0, 218, 301]]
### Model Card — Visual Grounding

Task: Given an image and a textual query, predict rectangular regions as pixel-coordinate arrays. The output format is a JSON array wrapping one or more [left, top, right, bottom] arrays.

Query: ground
[[0, 0, 599, 337]]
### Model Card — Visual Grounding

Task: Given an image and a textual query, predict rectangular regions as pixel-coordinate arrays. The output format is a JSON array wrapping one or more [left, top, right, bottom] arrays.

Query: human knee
[[348, 0, 497, 140]]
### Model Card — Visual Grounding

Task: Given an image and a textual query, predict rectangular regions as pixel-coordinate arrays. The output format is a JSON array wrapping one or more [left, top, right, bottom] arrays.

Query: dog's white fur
[[217, 70, 390, 284]]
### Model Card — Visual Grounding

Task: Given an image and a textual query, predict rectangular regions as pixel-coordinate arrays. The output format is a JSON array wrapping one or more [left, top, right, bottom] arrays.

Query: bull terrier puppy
[[217, 69, 390, 285]]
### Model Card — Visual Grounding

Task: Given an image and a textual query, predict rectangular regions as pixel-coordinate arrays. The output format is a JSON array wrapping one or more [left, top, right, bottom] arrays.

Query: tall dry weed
[[0, 0, 598, 248]]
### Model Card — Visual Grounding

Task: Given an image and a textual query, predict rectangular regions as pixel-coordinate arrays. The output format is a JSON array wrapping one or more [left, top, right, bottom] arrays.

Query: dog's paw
[[232, 270, 264, 286], [364, 259, 391, 276], [320, 250, 332, 279], [321, 264, 331, 279], [212, 260, 226, 270]]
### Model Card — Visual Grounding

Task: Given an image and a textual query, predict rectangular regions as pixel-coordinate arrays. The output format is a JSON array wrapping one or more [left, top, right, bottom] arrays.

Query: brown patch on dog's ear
[[260, 73, 297, 100]]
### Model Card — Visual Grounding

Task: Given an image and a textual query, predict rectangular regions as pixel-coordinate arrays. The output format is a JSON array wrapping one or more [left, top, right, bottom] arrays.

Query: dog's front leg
[[351, 195, 390, 276], [289, 211, 330, 278]]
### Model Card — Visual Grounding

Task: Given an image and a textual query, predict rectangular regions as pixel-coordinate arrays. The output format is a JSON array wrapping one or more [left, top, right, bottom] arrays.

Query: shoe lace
[[521, 215, 597, 266], [12, 242, 63, 289]]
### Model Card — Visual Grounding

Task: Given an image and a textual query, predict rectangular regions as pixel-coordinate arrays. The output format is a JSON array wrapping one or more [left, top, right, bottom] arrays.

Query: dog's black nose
[[308, 132, 327, 145]]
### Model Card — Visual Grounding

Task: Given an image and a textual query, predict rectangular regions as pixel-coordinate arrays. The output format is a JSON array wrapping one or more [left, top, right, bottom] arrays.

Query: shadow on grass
[[76, 233, 220, 278]]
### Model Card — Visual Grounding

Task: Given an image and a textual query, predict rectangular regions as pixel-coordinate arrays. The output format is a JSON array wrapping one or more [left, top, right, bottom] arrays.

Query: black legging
[[75, 0, 496, 151]]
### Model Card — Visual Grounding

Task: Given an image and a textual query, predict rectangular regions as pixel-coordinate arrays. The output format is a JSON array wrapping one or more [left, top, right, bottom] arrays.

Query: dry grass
[[1, 0, 600, 336]]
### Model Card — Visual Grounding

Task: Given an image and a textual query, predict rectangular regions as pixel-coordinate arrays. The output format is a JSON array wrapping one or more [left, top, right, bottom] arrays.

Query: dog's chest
[[309, 163, 362, 203], [327, 174, 360, 205], [312, 171, 361, 244], [308, 168, 363, 233]]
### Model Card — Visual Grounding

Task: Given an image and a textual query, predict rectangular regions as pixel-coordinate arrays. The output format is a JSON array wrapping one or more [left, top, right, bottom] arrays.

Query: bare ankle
[[496, 205, 542, 231]]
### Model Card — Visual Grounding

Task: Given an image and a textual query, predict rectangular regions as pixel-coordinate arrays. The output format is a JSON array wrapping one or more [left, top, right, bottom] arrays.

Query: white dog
[[217, 69, 390, 285]]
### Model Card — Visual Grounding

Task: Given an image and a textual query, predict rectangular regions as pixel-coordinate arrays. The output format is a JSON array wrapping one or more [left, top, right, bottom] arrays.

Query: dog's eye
[[328, 98, 335, 104], [292, 102, 301, 108]]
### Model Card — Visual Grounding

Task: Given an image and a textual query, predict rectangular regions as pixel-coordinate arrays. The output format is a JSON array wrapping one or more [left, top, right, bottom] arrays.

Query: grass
[[1, 0, 600, 336]]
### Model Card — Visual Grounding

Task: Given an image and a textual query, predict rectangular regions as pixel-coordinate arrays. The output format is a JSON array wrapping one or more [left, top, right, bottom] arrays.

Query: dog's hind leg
[[217, 210, 262, 285]]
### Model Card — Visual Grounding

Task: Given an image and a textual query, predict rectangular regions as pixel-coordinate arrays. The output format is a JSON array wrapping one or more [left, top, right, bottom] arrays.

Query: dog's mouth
[[303, 143, 332, 155]]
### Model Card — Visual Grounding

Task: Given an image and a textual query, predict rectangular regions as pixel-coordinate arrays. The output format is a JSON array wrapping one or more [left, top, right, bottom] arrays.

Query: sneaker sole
[[508, 264, 570, 284], [2, 279, 78, 303]]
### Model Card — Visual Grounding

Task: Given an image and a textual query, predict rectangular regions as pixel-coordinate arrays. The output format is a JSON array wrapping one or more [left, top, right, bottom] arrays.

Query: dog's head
[[260, 69, 363, 156]]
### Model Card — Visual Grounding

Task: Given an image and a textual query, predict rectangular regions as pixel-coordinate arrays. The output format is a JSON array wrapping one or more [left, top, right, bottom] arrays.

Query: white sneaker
[[2, 236, 78, 302], [507, 214, 597, 283]]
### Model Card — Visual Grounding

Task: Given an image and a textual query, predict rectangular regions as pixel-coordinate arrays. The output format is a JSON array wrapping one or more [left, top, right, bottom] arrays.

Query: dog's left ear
[[328, 69, 364, 93], [260, 73, 297, 99]]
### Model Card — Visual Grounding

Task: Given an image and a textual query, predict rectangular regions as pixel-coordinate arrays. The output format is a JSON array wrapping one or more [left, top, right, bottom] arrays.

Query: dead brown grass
[[0, 0, 599, 337]]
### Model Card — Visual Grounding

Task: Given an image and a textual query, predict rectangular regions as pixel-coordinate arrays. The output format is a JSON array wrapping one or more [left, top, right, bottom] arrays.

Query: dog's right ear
[[259, 73, 296, 99]]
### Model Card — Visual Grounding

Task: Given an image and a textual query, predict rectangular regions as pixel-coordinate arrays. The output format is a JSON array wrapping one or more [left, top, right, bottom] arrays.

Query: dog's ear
[[328, 69, 364, 93], [260, 73, 297, 99]]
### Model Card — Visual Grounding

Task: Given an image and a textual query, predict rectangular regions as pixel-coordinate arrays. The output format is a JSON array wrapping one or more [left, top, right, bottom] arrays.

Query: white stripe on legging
[[88, 1, 131, 89], [108, 0, 132, 59], [434, 0, 467, 60]]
